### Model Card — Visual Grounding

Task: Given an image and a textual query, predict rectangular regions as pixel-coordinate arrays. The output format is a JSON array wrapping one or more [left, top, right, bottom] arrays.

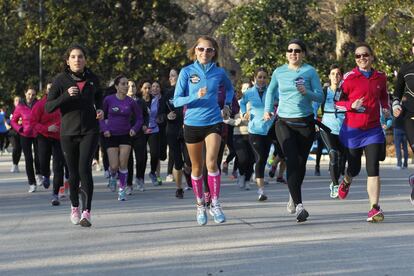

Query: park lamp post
[[18, 0, 44, 93]]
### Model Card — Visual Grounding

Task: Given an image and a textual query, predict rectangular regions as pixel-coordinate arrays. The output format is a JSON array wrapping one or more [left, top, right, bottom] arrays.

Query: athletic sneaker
[[80, 210, 92, 227], [257, 189, 268, 201], [125, 185, 133, 195], [296, 203, 309, 222], [135, 178, 145, 192], [329, 182, 339, 199], [157, 176, 163, 186], [118, 188, 126, 201], [222, 161, 228, 175], [175, 188, 184, 199], [276, 177, 287, 184], [35, 174, 43, 186], [108, 177, 117, 192], [165, 174, 174, 182], [230, 170, 238, 180], [314, 166, 320, 176], [338, 179, 351, 200], [245, 181, 251, 191], [42, 176, 50, 189], [10, 164, 19, 173], [367, 205, 384, 222], [237, 174, 246, 189], [269, 166, 276, 178], [104, 170, 110, 179], [149, 172, 158, 186], [209, 203, 226, 223], [28, 184, 36, 193], [196, 204, 208, 226], [287, 194, 295, 214], [51, 194, 60, 206], [70, 206, 81, 225], [59, 186, 66, 198]]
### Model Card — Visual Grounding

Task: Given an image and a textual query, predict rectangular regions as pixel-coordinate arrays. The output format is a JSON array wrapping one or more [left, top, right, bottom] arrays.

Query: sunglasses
[[355, 53, 370, 59], [287, 48, 302, 54], [196, 46, 215, 53]]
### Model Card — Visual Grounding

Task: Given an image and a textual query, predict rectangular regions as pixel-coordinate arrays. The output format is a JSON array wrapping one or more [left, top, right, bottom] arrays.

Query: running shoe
[[175, 188, 184, 199], [10, 164, 19, 173], [118, 188, 126, 201], [51, 194, 60, 206], [209, 202, 226, 223], [80, 210, 92, 227], [222, 161, 228, 175], [28, 184, 36, 193], [125, 185, 133, 195], [70, 206, 81, 225], [237, 174, 246, 189], [314, 166, 320, 176], [287, 194, 295, 214], [296, 203, 309, 222], [269, 166, 276, 178], [108, 176, 117, 192], [42, 176, 50, 189], [338, 178, 351, 200], [59, 186, 66, 199], [35, 174, 43, 186], [165, 174, 174, 182], [245, 181, 251, 191], [276, 176, 287, 184], [157, 176, 163, 186], [135, 178, 145, 192], [367, 205, 384, 222], [257, 189, 267, 201], [196, 204, 208, 226], [329, 182, 339, 199], [104, 170, 110, 179], [149, 172, 158, 186]]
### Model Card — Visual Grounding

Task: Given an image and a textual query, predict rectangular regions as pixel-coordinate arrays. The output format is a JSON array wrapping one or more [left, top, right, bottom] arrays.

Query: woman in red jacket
[[335, 42, 390, 222], [31, 82, 65, 206], [11, 88, 41, 193]]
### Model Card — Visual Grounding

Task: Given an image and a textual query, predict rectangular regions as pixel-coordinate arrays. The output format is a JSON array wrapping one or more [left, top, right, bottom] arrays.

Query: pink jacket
[[30, 96, 61, 140], [11, 101, 37, 138]]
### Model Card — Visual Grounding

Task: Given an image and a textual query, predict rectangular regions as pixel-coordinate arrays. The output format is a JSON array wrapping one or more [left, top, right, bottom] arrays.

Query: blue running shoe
[[196, 204, 207, 226], [149, 172, 158, 186], [108, 177, 117, 192], [118, 188, 126, 201], [209, 202, 226, 223], [42, 176, 50, 189]]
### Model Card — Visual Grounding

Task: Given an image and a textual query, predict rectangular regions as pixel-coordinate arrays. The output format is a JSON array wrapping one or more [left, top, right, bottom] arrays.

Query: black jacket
[[45, 68, 103, 136]]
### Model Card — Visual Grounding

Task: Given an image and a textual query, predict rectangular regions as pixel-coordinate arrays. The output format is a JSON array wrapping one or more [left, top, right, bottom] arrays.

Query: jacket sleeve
[[306, 69, 324, 103], [394, 65, 406, 100], [265, 70, 279, 113], [99, 97, 109, 133], [131, 100, 143, 133], [30, 102, 48, 135], [239, 92, 248, 115], [335, 78, 353, 111], [45, 77, 72, 113], [11, 106, 23, 133], [173, 70, 198, 107]]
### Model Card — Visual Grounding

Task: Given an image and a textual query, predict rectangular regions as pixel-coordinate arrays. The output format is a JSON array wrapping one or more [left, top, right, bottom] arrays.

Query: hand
[[351, 97, 364, 111], [48, 124, 59, 133], [297, 84, 306, 95], [393, 105, 402, 118], [382, 124, 387, 130], [197, 87, 207, 98], [167, 111, 176, 120], [263, 112, 272, 121], [96, 109, 104, 120], [130, 129, 136, 137], [382, 108, 390, 118], [221, 105, 231, 120], [67, 86, 79, 97], [103, 131, 111, 137], [243, 112, 250, 120]]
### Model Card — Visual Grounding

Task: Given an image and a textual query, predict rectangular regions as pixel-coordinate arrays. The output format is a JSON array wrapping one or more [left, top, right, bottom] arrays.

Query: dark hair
[[254, 67, 268, 78], [187, 35, 219, 62], [113, 75, 127, 86], [355, 42, 374, 56], [329, 64, 342, 75], [64, 43, 88, 60], [288, 38, 307, 54]]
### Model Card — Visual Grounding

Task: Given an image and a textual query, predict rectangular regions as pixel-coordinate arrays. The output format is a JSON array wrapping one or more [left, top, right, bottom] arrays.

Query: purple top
[[147, 95, 160, 133], [339, 124, 384, 149], [100, 94, 142, 136]]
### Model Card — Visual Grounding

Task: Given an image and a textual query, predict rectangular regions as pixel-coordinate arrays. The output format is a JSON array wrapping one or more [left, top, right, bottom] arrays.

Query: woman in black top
[[393, 36, 414, 204], [46, 44, 103, 227]]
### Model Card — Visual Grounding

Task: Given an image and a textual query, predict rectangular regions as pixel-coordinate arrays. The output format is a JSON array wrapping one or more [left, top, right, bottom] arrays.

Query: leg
[[20, 136, 36, 185]]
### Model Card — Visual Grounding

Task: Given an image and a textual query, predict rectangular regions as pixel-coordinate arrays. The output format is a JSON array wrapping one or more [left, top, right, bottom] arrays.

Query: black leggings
[[20, 136, 40, 185], [225, 125, 237, 164], [404, 115, 414, 151], [61, 134, 99, 211], [275, 120, 315, 205], [0, 132, 7, 151], [10, 133, 22, 165], [167, 131, 188, 171], [315, 133, 325, 168], [249, 133, 272, 179], [37, 135, 65, 195], [234, 134, 255, 180], [319, 130, 346, 185], [128, 133, 147, 183], [346, 143, 382, 177]]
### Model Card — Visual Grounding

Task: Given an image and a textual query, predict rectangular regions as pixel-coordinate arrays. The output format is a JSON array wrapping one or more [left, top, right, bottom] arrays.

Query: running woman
[[173, 35, 234, 225], [240, 67, 276, 201], [101, 75, 142, 201], [9, 96, 22, 173], [45, 44, 103, 227], [336, 42, 390, 222], [393, 36, 414, 204], [264, 38, 324, 222]]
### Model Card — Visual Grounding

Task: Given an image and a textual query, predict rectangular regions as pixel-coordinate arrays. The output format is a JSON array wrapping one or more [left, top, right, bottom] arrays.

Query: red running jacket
[[30, 96, 61, 140], [336, 67, 389, 130], [11, 100, 37, 138]]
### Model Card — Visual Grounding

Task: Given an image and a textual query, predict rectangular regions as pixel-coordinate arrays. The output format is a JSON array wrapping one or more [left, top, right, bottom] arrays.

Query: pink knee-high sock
[[191, 175, 203, 203], [118, 169, 128, 189], [207, 170, 221, 201]]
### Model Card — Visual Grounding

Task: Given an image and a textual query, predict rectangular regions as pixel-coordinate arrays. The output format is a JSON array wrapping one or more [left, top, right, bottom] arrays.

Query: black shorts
[[104, 134, 132, 148], [183, 123, 222, 144]]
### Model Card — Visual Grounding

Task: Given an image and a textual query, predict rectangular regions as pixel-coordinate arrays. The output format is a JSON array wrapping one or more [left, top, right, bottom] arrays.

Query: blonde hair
[[187, 35, 219, 62]]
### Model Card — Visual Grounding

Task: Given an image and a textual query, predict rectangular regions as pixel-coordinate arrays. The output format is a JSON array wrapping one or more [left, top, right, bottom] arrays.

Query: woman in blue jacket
[[173, 35, 234, 226]]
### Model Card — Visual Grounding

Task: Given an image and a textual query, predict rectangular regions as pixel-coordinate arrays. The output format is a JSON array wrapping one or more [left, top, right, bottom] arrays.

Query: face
[[169, 69, 178, 86], [254, 71, 267, 88], [286, 43, 304, 66], [115, 77, 129, 95], [25, 89, 36, 103], [329, 68, 342, 86], [151, 82, 161, 96], [45, 83, 52, 95], [141, 82, 151, 97], [127, 81, 137, 97], [66, 48, 86, 73], [13, 97, 21, 106], [195, 39, 216, 64], [354, 46, 374, 71]]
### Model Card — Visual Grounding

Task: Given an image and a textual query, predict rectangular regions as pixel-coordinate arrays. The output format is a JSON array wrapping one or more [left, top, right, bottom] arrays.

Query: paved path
[[0, 153, 413, 275]]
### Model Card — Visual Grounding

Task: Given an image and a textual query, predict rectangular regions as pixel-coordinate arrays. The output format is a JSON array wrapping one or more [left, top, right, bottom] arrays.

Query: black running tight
[[249, 133, 272, 179], [346, 143, 382, 177], [20, 136, 40, 185], [234, 134, 255, 180], [319, 130, 346, 186]]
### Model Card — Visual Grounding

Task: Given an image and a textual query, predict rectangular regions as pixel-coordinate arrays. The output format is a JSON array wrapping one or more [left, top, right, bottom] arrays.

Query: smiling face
[[66, 48, 86, 73], [151, 82, 161, 96], [115, 77, 129, 95], [329, 68, 342, 86], [254, 71, 267, 88], [286, 43, 304, 67], [355, 46, 374, 71], [25, 89, 36, 103], [141, 82, 151, 98], [195, 39, 216, 65]]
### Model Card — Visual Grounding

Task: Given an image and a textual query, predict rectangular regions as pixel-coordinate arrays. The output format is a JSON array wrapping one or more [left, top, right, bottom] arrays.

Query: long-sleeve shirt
[[394, 61, 414, 116], [173, 61, 234, 126], [100, 94, 142, 136], [265, 63, 323, 118], [30, 96, 61, 140]]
